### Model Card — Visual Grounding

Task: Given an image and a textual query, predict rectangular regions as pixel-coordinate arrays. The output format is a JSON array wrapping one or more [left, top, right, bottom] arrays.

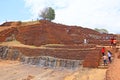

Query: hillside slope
[[0, 20, 115, 46]]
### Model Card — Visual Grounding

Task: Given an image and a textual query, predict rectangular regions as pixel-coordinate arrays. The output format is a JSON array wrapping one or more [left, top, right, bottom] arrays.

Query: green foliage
[[39, 7, 55, 21], [94, 28, 108, 34]]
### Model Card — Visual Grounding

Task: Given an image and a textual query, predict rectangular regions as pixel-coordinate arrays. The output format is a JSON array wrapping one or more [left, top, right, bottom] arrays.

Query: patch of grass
[[43, 44, 65, 47], [21, 20, 40, 26]]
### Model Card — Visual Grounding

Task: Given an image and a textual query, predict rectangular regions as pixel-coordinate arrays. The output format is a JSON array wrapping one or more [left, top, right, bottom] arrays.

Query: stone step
[[98, 65, 108, 69]]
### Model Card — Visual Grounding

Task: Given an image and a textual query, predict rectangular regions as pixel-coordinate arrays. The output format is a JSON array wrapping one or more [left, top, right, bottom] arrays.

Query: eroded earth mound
[[0, 20, 115, 46]]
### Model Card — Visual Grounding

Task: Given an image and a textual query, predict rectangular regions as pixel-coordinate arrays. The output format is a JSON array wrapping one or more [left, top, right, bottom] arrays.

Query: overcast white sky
[[0, 0, 120, 33], [24, 0, 120, 34]]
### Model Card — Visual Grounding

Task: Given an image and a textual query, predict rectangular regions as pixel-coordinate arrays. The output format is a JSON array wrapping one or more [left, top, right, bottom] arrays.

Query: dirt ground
[[0, 60, 74, 80], [106, 51, 120, 80], [64, 68, 106, 80], [0, 60, 106, 80]]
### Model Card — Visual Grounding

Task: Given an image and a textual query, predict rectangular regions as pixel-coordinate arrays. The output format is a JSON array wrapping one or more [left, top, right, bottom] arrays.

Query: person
[[113, 39, 117, 46], [84, 38, 87, 44], [101, 47, 105, 56], [110, 37, 114, 45], [107, 50, 112, 63], [103, 54, 107, 66]]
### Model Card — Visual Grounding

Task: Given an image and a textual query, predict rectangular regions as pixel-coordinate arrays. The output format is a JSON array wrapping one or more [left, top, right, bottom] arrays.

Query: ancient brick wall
[[0, 46, 83, 69], [83, 48, 101, 68], [10, 46, 89, 60], [0, 45, 102, 68], [0, 27, 18, 42], [0, 20, 116, 46]]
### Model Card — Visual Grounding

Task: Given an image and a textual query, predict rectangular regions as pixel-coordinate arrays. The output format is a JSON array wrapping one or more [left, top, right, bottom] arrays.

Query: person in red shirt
[[111, 38, 114, 45], [101, 47, 105, 56]]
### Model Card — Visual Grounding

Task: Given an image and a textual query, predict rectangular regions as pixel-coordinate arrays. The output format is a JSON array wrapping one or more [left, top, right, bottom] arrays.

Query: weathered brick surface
[[10, 46, 101, 68], [9, 46, 98, 60], [83, 48, 101, 68], [0, 20, 116, 46], [0, 20, 117, 68], [0, 27, 18, 41]]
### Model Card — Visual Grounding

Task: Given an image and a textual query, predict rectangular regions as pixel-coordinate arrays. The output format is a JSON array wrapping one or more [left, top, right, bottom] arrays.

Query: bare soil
[[0, 60, 74, 80], [106, 51, 120, 80], [0, 60, 106, 80], [64, 68, 106, 80], [0, 41, 107, 80]]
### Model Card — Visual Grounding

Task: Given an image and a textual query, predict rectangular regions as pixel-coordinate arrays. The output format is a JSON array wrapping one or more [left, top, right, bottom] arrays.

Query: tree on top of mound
[[39, 7, 55, 21]]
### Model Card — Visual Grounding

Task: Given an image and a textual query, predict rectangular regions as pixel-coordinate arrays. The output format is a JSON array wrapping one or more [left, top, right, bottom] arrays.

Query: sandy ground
[[64, 67, 106, 80], [0, 60, 74, 80], [0, 60, 106, 80]]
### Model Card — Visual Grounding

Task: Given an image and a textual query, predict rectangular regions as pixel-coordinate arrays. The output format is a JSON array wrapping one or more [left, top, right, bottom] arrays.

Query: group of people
[[101, 47, 112, 66]]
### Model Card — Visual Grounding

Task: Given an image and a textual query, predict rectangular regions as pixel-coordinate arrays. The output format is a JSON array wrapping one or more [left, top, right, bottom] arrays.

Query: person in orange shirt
[[113, 39, 117, 46]]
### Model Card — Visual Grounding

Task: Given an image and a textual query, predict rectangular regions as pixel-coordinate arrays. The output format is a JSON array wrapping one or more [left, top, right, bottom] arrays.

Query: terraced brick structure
[[0, 20, 117, 68]]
